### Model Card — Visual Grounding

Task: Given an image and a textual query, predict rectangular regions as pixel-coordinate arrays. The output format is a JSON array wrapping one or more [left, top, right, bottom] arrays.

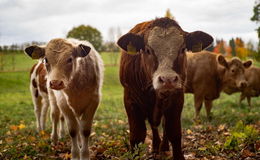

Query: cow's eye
[[231, 69, 235, 73], [145, 46, 152, 54], [67, 57, 72, 63], [181, 48, 186, 53], [43, 58, 48, 64]]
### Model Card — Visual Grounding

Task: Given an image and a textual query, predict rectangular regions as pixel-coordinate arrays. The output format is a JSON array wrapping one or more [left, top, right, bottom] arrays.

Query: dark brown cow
[[224, 65, 260, 107], [117, 17, 213, 159], [185, 51, 252, 119]]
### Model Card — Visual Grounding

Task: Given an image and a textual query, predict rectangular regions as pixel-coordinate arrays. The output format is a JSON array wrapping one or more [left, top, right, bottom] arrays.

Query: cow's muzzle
[[50, 80, 65, 90]]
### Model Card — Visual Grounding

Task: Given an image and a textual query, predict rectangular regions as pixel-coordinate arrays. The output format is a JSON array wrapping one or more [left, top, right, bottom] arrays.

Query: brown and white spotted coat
[[25, 38, 104, 160], [29, 61, 65, 142], [30, 61, 48, 132]]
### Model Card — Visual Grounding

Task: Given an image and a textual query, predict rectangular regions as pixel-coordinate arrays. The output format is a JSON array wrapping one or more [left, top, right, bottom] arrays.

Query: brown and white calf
[[185, 51, 252, 119], [30, 61, 49, 132], [29, 61, 65, 142], [117, 17, 213, 160], [25, 38, 103, 160], [224, 65, 260, 107]]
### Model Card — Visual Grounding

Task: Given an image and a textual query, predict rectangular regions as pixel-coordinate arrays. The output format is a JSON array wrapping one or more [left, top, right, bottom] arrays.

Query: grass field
[[0, 52, 259, 159]]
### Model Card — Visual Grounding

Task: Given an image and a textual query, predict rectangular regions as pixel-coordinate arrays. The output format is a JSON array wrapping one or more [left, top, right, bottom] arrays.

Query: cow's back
[[244, 66, 260, 96], [186, 51, 221, 99], [30, 61, 48, 98]]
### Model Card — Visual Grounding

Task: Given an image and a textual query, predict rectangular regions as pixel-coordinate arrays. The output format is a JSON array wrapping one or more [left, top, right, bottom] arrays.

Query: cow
[[224, 65, 260, 107], [25, 38, 104, 160], [185, 51, 252, 120], [117, 17, 213, 160], [29, 60, 65, 143]]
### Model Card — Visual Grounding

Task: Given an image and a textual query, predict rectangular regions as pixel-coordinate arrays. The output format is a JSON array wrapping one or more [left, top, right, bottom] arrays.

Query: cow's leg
[[128, 111, 147, 149], [59, 114, 66, 138], [194, 94, 203, 120], [32, 95, 42, 132], [239, 93, 246, 105], [124, 90, 147, 149], [40, 97, 49, 131], [79, 101, 99, 160], [149, 118, 161, 153], [246, 96, 251, 107], [49, 93, 60, 144], [205, 100, 213, 120], [56, 93, 80, 160], [150, 103, 162, 153], [160, 117, 170, 152], [62, 106, 80, 160], [164, 99, 185, 160]]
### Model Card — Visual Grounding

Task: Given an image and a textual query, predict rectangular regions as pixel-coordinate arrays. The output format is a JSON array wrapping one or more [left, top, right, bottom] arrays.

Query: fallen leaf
[[10, 125, 18, 131], [241, 149, 256, 158], [64, 153, 71, 160], [218, 124, 226, 132], [198, 147, 207, 151], [5, 137, 13, 143], [40, 130, 45, 136], [18, 124, 26, 129], [28, 136, 36, 142], [186, 129, 193, 134]]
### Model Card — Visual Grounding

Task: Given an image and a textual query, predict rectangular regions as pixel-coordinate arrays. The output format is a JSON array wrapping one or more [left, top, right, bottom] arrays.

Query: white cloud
[[0, 0, 258, 45]]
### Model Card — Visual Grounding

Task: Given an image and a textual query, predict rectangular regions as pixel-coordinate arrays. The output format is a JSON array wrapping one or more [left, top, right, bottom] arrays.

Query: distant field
[[0, 52, 259, 159]]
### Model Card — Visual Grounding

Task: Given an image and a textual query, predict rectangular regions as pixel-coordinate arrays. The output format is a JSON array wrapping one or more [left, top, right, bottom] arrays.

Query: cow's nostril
[[158, 76, 164, 83], [241, 82, 247, 88], [173, 76, 178, 82], [58, 81, 63, 87]]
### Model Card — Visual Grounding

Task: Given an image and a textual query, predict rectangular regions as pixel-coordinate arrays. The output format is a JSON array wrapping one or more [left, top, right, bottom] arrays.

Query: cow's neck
[[216, 65, 227, 91]]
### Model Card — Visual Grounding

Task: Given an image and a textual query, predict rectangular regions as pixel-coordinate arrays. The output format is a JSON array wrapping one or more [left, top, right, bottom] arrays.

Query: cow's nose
[[158, 75, 178, 86], [240, 81, 247, 88], [50, 80, 65, 90]]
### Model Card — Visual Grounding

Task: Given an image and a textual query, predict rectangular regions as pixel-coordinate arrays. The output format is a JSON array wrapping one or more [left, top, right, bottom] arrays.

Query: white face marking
[[148, 26, 184, 64], [148, 26, 184, 91]]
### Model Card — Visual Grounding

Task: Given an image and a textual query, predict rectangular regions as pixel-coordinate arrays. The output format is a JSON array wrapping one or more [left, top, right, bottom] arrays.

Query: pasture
[[0, 52, 259, 159]]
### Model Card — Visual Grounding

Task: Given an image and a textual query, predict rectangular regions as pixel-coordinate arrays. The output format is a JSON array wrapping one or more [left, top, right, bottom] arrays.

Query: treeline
[[0, 40, 120, 53], [206, 38, 260, 61]]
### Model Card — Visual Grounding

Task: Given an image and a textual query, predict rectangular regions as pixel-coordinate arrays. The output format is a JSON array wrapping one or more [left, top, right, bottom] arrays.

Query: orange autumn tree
[[235, 38, 248, 59], [213, 39, 231, 56]]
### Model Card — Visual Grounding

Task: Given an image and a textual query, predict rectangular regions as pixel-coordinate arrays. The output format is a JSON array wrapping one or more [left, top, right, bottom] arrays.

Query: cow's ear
[[217, 55, 228, 68], [117, 33, 145, 55], [243, 60, 252, 68], [186, 31, 213, 52], [24, 45, 45, 59], [75, 44, 91, 57]]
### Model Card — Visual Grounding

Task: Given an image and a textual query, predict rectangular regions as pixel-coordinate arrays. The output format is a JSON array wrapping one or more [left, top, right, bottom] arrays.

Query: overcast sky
[[0, 0, 258, 46]]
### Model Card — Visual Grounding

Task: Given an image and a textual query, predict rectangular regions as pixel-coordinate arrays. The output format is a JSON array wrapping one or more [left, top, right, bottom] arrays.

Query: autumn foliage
[[212, 38, 259, 60]]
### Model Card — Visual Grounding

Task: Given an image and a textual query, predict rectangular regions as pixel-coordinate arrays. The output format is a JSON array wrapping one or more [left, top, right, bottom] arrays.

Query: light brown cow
[[185, 51, 252, 120], [25, 38, 104, 160], [224, 65, 260, 107], [29, 60, 65, 142]]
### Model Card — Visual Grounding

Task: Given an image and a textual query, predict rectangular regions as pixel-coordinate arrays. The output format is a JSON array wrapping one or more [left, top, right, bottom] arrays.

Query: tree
[[229, 38, 236, 57], [214, 39, 227, 54], [251, 0, 260, 49], [165, 9, 175, 20], [67, 25, 103, 52], [235, 38, 248, 59]]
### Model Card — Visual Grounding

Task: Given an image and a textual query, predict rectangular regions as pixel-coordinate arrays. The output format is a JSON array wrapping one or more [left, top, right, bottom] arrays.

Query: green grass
[[0, 52, 259, 159]]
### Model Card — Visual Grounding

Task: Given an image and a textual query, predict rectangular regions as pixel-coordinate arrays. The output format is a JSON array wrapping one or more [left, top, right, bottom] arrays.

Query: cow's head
[[117, 17, 213, 95], [25, 38, 91, 90], [217, 55, 252, 90]]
